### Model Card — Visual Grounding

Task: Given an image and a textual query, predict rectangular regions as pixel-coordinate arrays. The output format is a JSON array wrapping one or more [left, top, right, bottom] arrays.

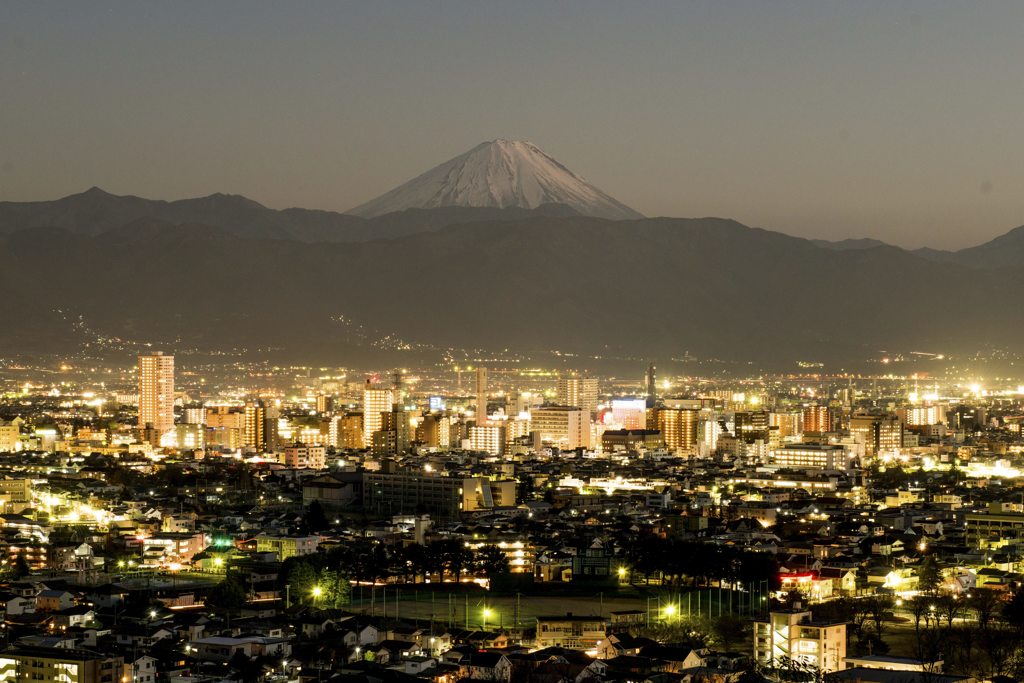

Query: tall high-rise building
[[734, 410, 770, 444], [557, 376, 599, 416], [316, 394, 334, 414], [363, 379, 394, 445], [769, 411, 804, 439], [475, 367, 488, 423], [653, 407, 700, 453], [138, 352, 175, 444], [646, 363, 657, 407], [244, 400, 267, 451], [803, 405, 832, 434]]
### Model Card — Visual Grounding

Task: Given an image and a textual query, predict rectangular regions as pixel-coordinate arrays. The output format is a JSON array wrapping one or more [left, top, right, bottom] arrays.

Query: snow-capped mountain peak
[[348, 139, 642, 220]]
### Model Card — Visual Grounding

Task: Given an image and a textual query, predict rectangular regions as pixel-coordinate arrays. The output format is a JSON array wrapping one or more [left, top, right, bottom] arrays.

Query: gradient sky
[[3, 1, 1023, 249]]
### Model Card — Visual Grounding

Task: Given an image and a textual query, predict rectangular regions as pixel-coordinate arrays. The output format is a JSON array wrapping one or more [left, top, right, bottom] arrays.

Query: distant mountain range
[[0, 186, 580, 243], [3, 185, 1023, 365]]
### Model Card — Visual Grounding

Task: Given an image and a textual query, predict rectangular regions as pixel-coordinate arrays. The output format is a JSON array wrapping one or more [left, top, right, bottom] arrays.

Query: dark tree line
[[623, 536, 779, 588]]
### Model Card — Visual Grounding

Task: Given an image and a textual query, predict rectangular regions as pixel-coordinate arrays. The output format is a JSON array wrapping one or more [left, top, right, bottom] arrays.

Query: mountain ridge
[[4, 214, 1023, 365]]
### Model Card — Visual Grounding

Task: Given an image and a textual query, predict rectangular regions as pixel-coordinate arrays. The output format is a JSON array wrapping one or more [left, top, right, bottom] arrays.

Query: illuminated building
[[965, 507, 1024, 549], [611, 399, 647, 430], [476, 367, 488, 422], [0, 419, 23, 452], [415, 413, 450, 448], [137, 352, 174, 445], [316, 393, 334, 414], [557, 376, 599, 416], [769, 411, 803, 438], [0, 478, 31, 513], [734, 410, 770, 444], [175, 423, 205, 450], [466, 539, 534, 573], [363, 472, 516, 519], [770, 444, 851, 470], [849, 414, 904, 455], [142, 532, 206, 565], [699, 418, 723, 452], [898, 404, 946, 426], [602, 429, 662, 452], [205, 406, 244, 449], [282, 444, 326, 469], [362, 380, 393, 445], [803, 405, 832, 434], [535, 614, 608, 650], [754, 607, 846, 673], [531, 406, 589, 449], [652, 407, 699, 453], [255, 534, 320, 561], [779, 571, 834, 602], [329, 413, 364, 449], [0, 647, 123, 683], [504, 417, 531, 451], [469, 424, 506, 456], [244, 400, 267, 451]]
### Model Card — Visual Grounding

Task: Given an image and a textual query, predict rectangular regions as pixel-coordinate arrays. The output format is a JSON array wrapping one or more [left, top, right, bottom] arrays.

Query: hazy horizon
[[5, 2, 1024, 249]]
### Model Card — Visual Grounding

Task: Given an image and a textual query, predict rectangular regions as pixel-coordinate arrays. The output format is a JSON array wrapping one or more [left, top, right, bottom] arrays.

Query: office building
[[771, 444, 851, 470], [531, 406, 589, 449], [557, 376, 599, 416]]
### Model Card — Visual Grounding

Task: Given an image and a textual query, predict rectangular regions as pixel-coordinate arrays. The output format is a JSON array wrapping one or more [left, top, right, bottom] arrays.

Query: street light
[[483, 607, 493, 629], [663, 603, 677, 620], [311, 585, 323, 601]]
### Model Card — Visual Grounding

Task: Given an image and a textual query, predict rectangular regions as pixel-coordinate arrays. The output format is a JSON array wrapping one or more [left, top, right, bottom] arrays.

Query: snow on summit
[[348, 139, 643, 220]]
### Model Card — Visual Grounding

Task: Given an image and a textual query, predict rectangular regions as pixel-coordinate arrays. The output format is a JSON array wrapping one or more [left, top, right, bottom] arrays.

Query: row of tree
[[622, 535, 780, 588]]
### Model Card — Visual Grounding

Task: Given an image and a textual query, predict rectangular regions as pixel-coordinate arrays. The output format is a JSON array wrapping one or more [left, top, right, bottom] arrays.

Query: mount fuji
[[348, 139, 643, 220]]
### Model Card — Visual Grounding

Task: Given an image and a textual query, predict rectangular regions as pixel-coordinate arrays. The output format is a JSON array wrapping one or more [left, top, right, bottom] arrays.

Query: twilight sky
[[2, 1, 1023, 249]]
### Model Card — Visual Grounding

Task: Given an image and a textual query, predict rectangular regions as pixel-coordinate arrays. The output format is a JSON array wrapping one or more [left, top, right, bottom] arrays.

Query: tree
[[968, 588, 1001, 632], [712, 615, 748, 651], [918, 554, 941, 595], [285, 559, 350, 608], [12, 555, 31, 579], [227, 651, 262, 683], [206, 575, 247, 626], [934, 593, 963, 630], [1001, 585, 1024, 633], [476, 544, 510, 580], [303, 500, 330, 532]]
